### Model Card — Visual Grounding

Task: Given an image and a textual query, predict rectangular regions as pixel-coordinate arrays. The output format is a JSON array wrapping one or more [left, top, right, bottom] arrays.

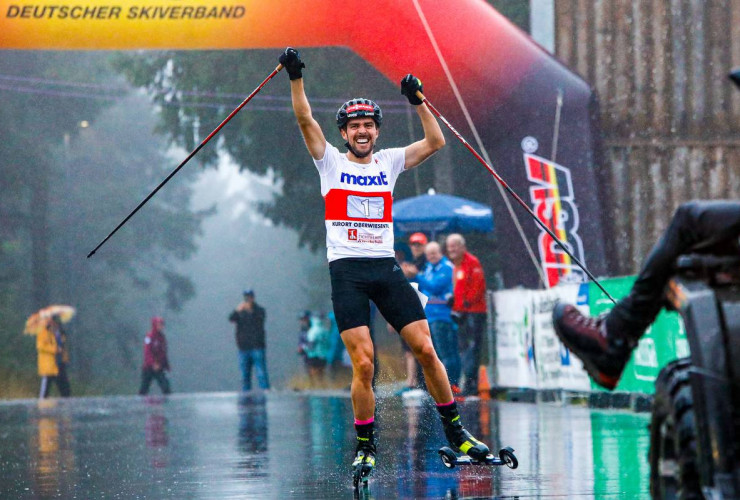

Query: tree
[[0, 52, 113, 310], [0, 51, 206, 393]]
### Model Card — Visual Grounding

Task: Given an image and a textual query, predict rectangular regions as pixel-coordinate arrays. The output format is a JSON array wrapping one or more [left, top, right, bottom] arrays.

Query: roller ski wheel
[[439, 447, 458, 469], [438, 446, 518, 470], [352, 466, 370, 489], [500, 447, 518, 469], [352, 479, 370, 500]]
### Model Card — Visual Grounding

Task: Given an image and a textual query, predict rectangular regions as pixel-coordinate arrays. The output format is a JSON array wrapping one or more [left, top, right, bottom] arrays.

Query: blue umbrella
[[393, 191, 494, 238]]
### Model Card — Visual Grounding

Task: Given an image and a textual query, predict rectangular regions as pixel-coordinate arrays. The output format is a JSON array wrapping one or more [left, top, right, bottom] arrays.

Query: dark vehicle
[[649, 253, 740, 499]]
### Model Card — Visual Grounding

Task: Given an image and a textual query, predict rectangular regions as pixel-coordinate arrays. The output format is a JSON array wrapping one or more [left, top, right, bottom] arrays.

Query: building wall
[[554, 0, 740, 274]]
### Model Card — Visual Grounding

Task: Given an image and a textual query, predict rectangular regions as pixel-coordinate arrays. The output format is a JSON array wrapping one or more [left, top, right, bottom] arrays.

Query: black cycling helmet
[[336, 98, 382, 129]]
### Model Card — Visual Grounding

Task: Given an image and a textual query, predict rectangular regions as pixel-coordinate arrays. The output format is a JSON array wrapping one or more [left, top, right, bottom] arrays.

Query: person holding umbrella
[[37, 314, 71, 399]]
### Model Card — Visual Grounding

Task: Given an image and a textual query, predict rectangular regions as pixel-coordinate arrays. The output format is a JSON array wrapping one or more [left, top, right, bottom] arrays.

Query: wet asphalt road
[[0, 391, 650, 499]]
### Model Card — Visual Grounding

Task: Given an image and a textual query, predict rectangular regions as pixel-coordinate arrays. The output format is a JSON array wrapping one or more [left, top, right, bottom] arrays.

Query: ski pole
[[87, 63, 284, 258], [416, 90, 616, 304]]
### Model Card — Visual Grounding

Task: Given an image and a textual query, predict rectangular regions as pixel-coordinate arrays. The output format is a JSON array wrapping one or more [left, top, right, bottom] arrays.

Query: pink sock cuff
[[436, 400, 455, 407], [354, 417, 375, 425]]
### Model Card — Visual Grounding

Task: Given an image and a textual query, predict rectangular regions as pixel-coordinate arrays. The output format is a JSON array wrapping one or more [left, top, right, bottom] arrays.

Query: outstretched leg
[[611, 200, 740, 335], [553, 200, 740, 390], [401, 320, 490, 460]]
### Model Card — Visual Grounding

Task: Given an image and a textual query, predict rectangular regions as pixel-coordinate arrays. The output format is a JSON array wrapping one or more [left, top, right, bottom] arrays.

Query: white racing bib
[[314, 143, 406, 261]]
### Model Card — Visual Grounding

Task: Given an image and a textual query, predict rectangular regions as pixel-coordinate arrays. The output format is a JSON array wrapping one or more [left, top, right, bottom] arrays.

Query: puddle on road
[[0, 392, 650, 499]]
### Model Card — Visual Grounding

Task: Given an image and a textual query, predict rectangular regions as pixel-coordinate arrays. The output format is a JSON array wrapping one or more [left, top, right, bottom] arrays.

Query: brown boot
[[552, 303, 635, 390]]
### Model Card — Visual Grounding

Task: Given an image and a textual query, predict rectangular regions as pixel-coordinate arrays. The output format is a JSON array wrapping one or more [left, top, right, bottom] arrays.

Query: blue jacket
[[305, 316, 332, 361], [415, 256, 454, 324]]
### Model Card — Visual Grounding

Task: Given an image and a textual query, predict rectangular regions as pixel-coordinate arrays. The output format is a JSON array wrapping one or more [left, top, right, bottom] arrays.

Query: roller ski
[[439, 417, 518, 469], [438, 445, 518, 469], [351, 441, 376, 490]]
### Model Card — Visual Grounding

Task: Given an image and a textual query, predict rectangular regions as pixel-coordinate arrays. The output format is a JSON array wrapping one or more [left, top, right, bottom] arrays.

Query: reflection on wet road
[[0, 392, 650, 498]]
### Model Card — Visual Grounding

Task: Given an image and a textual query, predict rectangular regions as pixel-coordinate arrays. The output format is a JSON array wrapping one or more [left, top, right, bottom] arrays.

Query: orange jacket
[[36, 325, 68, 377], [452, 252, 487, 313]]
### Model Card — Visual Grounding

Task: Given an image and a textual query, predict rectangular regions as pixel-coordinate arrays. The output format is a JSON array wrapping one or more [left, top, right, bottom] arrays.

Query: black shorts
[[329, 257, 427, 334]]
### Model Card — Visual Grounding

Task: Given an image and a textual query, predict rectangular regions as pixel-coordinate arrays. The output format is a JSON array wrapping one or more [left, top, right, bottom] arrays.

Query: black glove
[[400, 74, 423, 105], [279, 47, 305, 80]]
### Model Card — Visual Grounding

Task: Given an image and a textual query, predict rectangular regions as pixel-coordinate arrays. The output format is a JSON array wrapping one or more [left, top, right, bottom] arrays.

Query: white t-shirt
[[313, 142, 406, 262]]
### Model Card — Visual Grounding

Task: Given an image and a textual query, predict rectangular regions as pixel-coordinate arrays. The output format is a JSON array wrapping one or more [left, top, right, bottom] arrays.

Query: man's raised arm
[[400, 74, 445, 169], [279, 47, 326, 160]]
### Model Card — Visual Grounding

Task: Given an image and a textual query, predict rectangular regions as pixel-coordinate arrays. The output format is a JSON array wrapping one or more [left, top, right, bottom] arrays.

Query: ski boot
[[443, 419, 490, 461], [352, 441, 376, 489]]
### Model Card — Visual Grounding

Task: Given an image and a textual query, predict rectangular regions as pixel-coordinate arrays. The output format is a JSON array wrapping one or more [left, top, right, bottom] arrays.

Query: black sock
[[355, 421, 375, 448]]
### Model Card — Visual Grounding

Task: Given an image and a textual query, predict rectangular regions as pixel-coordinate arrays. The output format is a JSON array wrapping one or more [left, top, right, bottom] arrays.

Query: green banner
[[589, 410, 652, 497], [587, 277, 689, 394]]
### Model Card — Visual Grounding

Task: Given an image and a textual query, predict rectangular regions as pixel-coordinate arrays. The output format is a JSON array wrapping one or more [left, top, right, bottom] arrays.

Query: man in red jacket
[[139, 316, 172, 395], [446, 234, 487, 396]]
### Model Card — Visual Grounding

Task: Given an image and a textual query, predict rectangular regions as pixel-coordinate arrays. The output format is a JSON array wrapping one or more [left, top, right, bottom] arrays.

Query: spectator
[[446, 233, 487, 396], [403, 242, 461, 393], [297, 310, 311, 373], [394, 240, 412, 266], [37, 315, 71, 399], [304, 313, 332, 385], [139, 316, 172, 395], [326, 311, 348, 373], [408, 232, 428, 270], [229, 289, 270, 391]]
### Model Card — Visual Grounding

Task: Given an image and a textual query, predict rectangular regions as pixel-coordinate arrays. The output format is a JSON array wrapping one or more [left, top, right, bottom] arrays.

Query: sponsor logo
[[453, 205, 491, 217], [521, 136, 539, 154], [347, 228, 382, 244], [576, 283, 589, 305], [524, 152, 586, 288], [346, 103, 374, 115], [340, 171, 388, 186], [355, 234, 383, 244], [559, 343, 571, 366]]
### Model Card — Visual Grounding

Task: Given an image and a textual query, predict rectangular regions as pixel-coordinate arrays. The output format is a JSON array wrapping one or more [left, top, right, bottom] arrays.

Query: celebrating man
[[279, 47, 490, 482]]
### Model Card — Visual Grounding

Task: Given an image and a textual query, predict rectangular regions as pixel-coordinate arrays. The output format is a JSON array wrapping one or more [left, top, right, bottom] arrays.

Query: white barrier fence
[[486, 284, 592, 391]]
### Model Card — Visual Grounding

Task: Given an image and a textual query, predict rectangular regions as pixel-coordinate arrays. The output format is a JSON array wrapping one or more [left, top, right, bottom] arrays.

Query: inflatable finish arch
[[1, 0, 614, 288]]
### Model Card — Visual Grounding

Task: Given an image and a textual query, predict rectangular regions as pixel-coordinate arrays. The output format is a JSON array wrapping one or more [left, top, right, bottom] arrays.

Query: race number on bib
[[347, 195, 385, 220]]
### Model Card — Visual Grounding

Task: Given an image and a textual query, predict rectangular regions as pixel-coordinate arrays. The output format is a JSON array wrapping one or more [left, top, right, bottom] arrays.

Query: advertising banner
[[494, 276, 687, 394], [492, 289, 537, 389], [492, 283, 589, 391], [0, 0, 615, 289]]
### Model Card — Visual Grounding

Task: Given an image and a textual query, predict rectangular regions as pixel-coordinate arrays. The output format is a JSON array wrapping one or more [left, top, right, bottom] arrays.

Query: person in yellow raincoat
[[37, 315, 71, 398]]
